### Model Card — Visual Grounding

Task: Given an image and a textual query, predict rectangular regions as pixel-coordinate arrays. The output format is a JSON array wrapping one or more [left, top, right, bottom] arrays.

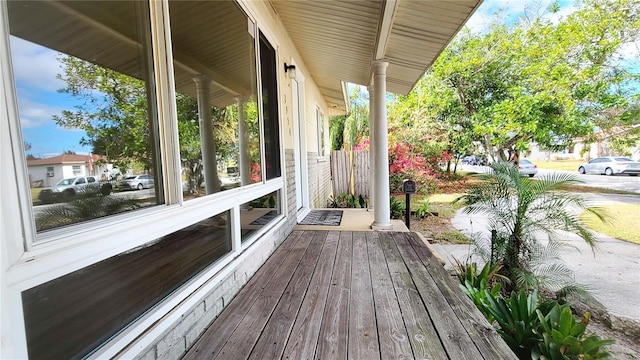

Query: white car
[[578, 157, 640, 176], [118, 174, 155, 190], [518, 159, 538, 177]]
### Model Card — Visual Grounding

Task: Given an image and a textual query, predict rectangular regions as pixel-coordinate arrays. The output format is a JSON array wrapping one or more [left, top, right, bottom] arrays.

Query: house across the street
[[26, 153, 111, 187]]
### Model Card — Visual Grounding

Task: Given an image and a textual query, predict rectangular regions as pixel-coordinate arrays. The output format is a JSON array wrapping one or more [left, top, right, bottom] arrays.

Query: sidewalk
[[432, 204, 640, 322]]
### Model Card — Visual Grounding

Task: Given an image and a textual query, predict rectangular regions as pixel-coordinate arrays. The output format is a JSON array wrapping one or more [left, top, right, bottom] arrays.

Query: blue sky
[[464, 0, 578, 30], [11, 36, 92, 157], [12, 0, 637, 158]]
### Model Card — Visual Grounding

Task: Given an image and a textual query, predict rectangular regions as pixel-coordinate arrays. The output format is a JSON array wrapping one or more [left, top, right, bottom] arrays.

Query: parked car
[[118, 174, 155, 190], [39, 176, 111, 203], [461, 154, 486, 166], [578, 157, 640, 176], [518, 159, 538, 177]]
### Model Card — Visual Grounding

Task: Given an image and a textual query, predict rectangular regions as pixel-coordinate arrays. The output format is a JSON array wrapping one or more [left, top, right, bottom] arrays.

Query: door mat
[[250, 210, 278, 225], [299, 210, 343, 226]]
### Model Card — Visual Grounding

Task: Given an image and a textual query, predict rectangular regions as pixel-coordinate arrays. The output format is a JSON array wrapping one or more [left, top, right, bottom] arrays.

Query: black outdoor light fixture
[[284, 63, 296, 79]]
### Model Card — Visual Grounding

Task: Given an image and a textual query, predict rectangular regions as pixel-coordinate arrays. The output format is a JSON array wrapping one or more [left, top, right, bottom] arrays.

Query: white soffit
[[270, 0, 481, 110]]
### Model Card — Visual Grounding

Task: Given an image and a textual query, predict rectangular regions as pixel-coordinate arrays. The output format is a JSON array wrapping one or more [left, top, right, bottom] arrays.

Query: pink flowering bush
[[388, 141, 452, 194], [353, 138, 370, 151], [250, 163, 261, 183]]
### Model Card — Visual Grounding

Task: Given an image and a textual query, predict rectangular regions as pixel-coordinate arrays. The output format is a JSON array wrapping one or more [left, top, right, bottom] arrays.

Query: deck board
[[183, 231, 304, 360], [367, 232, 414, 359], [248, 231, 328, 360], [378, 232, 448, 359], [347, 232, 379, 360], [184, 231, 517, 360], [213, 231, 314, 360], [400, 232, 516, 359], [281, 231, 339, 360], [315, 231, 353, 360]]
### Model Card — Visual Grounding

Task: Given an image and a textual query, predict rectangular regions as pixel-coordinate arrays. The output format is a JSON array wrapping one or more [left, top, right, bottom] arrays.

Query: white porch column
[[236, 97, 251, 187], [371, 61, 392, 230], [194, 76, 220, 194], [367, 85, 375, 211]]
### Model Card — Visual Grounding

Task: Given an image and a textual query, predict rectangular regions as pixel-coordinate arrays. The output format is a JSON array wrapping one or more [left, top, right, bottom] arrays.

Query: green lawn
[[31, 188, 44, 205], [580, 204, 640, 244], [534, 159, 583, 172]]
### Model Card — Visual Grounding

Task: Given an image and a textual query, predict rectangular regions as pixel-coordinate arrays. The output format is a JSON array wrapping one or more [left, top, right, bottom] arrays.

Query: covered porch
[[184, 231, 516, 359]]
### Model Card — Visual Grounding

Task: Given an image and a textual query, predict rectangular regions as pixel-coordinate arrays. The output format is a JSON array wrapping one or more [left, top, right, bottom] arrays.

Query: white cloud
[[9, 36, 65, 92], [17, 98, 63, 129]]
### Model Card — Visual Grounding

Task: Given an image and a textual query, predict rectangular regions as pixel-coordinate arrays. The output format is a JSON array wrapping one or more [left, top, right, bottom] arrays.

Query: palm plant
[[36, 193, 140, 231], [456, 162, 606, 293]]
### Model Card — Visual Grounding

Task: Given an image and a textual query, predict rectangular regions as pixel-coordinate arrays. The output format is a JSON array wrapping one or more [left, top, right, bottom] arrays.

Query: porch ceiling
[[270, 0, 481, 112], [8, 1, 481, 113]]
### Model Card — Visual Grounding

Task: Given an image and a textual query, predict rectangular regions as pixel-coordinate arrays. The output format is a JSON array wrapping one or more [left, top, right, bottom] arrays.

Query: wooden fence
[[330, 150, 370, 197]]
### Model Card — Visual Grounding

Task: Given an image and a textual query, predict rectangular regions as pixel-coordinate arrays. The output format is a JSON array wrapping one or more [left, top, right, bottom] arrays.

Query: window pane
[[240, 191, 281, 242], [169, 1, 261, 199], [259, 32, 282, 180], [317, 109, 326, 156], [8, 1, 163, 234], [22, 211, 232, 360]]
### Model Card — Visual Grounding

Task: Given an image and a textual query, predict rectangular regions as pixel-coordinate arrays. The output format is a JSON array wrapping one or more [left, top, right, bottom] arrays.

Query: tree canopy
[[389, 0, 640, 161], [53, 55, 242, 181]]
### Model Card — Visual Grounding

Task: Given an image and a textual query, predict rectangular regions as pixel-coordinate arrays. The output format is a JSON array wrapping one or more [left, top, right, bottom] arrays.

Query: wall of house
[[28, 164, 62, 187], [0, 0, 333, 359], [307, 152, 333, 208]]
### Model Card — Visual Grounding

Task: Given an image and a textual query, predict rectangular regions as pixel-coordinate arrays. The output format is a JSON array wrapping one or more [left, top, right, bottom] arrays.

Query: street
[[460, 165, 640, 193], [537, 168, 640, 193]]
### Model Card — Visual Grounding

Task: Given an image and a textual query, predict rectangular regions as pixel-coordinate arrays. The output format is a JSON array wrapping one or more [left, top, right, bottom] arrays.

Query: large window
[[22, 211, 232, 360], [8, 1, 163, 234], [7, 1, 286, 358], [170, 1, 262, 198]]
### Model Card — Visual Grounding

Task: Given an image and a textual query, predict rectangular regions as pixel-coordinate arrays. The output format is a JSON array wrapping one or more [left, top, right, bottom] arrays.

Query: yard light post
[[403, 179, 416, 230]]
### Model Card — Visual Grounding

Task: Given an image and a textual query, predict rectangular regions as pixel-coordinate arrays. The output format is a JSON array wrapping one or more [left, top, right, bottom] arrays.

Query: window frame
[[1, 0, 288, 357]]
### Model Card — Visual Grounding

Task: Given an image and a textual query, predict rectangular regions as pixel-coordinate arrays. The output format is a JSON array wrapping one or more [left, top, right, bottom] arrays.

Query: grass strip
[[580, 204, 640, 244]]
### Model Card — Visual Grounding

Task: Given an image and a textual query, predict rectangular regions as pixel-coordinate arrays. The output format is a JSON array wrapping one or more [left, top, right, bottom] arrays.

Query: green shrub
[[413, 198, 432, 219], [454, 260, 509, 290], [460, 279, 502, 323], [483, 290, 553, 359], [327, 193, 367, 209], [390, 196, 405, 219], [457, 262, 615, 360], [533, 305, 614, 360]]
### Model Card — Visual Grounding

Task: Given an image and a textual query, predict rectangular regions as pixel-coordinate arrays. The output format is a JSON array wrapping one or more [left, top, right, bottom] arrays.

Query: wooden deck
[[184, 231, 516, 360]]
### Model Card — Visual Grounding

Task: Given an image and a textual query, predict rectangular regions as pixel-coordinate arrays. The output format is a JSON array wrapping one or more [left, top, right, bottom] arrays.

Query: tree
[[390, 0, 640, 161], [456, 162, 605, 293], [329, 115, 346, 151], [53, 55, 154, 171], [388, 72, 476, 174], [343, 87, 369, 195]]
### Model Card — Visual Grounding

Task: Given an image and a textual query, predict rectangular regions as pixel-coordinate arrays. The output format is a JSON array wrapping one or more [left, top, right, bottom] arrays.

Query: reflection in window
[[22, 211, 232, 360], [317, 109, 327, 156], [260, 32, 282, 180], [8, 1, 163, 233], [240, 191, 281, 242], [169, 1, 261, 199]]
